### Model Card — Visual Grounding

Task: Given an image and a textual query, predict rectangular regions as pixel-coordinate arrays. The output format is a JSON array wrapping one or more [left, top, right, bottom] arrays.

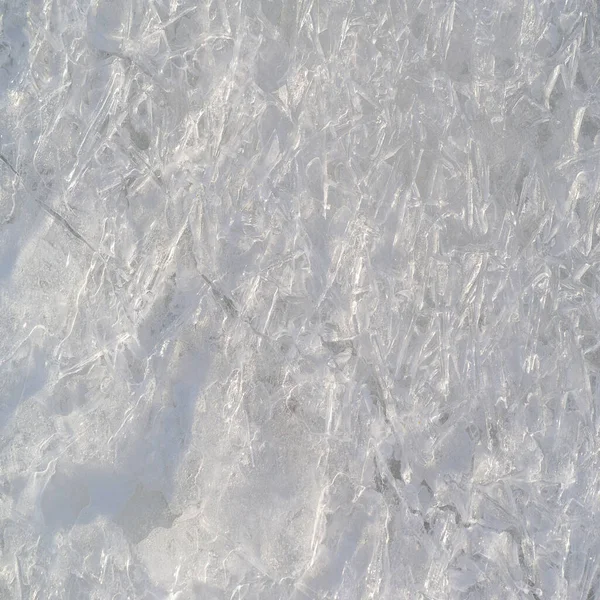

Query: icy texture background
[[1, 0, 600, 598]]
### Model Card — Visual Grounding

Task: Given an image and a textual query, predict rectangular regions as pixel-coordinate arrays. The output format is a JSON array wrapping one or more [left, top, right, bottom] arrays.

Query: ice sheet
[[1, 0, 600, 598]]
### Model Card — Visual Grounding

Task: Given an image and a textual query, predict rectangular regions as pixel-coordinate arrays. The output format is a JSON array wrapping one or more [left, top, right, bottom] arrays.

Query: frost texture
[[1, 0, 600, 598]]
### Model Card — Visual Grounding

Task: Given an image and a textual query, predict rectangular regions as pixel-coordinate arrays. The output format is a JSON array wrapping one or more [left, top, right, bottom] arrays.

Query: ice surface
[[1, 0, 600, 597]]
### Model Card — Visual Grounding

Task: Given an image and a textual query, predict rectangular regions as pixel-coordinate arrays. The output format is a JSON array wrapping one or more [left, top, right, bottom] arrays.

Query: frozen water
[[1, 0, 600, 598]]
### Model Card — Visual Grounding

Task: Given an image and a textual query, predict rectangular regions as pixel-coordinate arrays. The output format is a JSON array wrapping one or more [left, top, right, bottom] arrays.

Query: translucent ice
[[1, 0, 600, 598]]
